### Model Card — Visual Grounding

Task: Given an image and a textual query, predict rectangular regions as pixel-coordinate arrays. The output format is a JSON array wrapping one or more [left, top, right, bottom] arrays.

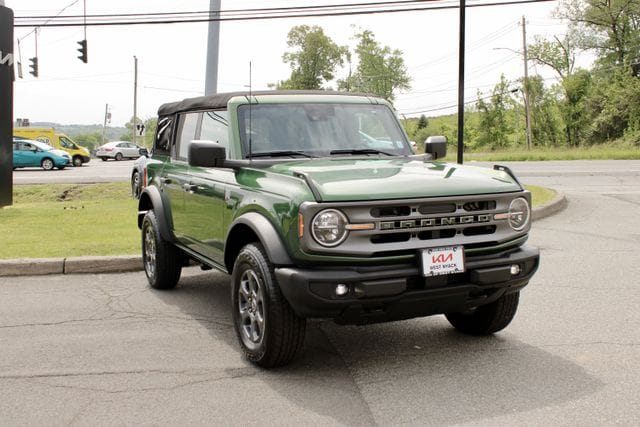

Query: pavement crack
[[5, 368, 260, 395]]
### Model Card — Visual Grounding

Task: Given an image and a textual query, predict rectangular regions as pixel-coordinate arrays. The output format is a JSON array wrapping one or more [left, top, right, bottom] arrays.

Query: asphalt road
[[1, 161, 639, 425], [12, 157, 134, 185]]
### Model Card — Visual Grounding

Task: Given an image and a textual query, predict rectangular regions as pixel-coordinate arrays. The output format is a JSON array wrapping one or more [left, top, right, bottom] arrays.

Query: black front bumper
[[275, 245, 539, 324]]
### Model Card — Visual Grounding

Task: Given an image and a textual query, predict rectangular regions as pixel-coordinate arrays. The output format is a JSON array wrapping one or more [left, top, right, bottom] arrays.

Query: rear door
[[12, 142, 26, 166], [160, 112, 200, 250]]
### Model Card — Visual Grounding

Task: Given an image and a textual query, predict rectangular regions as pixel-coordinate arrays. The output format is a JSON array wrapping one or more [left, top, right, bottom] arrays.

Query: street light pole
[[456, 0, 466, 164], [204, 0, 221, 96]]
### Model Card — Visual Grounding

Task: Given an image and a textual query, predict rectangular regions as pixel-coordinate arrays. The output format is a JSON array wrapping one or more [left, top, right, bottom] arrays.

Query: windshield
[[238, 103, 410, 158]]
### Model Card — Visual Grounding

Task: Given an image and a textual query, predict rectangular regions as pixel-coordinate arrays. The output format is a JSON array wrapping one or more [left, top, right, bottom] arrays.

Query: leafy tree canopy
[[277, 25, 347, 90]]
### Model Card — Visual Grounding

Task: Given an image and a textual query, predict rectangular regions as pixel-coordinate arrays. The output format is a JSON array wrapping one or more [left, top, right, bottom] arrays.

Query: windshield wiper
[[329, 148, 395, 156], [249, 150, 316, 158]]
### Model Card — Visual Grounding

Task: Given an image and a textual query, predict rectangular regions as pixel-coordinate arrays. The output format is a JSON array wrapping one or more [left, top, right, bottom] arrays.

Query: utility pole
[[204, 0, 221, 96], [132, 56, 138, 145], [102, 103, 109, 144], [521, 15, 533, 150]]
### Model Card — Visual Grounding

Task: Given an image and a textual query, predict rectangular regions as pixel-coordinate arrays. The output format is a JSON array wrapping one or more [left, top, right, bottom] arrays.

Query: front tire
[[445, 291, 520, 335], [231, 243, 306, 368], [41, 158, 54, 170], [115, 152, 123, 161], [141, 210, 182, 289], [73, 156, 83, 167]]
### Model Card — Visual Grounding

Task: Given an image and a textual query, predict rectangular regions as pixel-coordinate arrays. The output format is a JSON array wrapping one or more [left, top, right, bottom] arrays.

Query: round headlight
[[311, 209, 348, 247], [508, 197, 530, 231]]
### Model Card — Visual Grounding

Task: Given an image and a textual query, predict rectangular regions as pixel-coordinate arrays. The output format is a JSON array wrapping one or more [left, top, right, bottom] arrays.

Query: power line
[[17, 0, 80, 41], [14, 0, 558, 28]]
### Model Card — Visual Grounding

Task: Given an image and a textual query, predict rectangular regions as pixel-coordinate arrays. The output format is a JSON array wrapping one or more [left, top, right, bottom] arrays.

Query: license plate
[[420, 246, 465, 277]]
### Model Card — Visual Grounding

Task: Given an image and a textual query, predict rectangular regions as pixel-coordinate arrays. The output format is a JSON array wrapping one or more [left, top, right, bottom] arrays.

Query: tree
[[526, 76, 562, 146], [417, 114, 428, 129], [73, 131, 103, 152], [475, 75, 513, 148], [585, 67, 640, 143], [558, 0, 640, 69], [338, 29, 411, 101], [528, 34, 577, 80], [528, 33, 589, 146], [277, 25, 346, 90]]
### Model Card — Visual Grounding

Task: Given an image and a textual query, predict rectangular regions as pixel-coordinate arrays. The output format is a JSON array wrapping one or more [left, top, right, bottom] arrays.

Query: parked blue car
[[13, 138, 70, 170]]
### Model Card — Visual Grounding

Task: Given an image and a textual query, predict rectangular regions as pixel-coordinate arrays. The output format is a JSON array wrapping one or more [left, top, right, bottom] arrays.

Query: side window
[[176, 112, 200, 160], [200, 110, 229, 152], [59, 137, 76, 149], [154, 116, 173, 155]]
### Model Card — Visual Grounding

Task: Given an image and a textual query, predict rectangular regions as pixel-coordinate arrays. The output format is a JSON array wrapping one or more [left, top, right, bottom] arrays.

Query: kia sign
[[0, 4, 13, 207]]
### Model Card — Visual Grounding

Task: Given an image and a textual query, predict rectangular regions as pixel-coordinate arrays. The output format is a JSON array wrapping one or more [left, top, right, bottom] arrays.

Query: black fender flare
[[137, 186, 174, 242], [226, 212, 294, 266]]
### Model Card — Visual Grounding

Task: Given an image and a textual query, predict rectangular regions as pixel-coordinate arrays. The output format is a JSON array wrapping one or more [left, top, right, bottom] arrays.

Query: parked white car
[[96, 141, 145, 161]]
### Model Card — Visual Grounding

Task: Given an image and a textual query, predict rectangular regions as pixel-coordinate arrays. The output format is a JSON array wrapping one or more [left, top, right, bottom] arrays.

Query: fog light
[[335, 284, 349, 296], [510, 264, 521, 276]]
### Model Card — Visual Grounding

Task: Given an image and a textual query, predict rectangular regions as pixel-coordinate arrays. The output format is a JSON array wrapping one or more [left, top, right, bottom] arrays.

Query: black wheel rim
[[238, 269, 265, 349], [143, 222, 156, 280]]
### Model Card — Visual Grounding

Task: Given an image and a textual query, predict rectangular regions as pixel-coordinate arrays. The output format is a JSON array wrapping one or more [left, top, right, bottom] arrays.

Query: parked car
[[12, 138, 70, 170], [96, 141, 145, 161], [137, 91, 539, 368]]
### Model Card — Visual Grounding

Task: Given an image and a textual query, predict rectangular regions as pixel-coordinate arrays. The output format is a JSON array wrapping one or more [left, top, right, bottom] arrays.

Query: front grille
[[300, 192, 529, 257]]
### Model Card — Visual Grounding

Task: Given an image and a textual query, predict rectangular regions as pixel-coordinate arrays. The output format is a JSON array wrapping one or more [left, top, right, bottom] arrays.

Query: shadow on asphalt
[[154, 269, 603, 425]]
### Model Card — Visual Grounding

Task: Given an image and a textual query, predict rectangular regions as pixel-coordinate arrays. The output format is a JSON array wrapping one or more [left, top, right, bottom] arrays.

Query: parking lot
[[2, 161, 639, 425]]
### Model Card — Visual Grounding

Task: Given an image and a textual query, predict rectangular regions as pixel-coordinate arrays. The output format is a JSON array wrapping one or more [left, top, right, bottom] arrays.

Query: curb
[[532, 190, 568, 221], [0, 193, 567, 278], [0, 255, 142, 277]]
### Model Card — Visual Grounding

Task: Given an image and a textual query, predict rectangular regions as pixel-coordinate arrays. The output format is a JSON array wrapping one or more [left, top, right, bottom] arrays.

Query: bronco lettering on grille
[[379, 214, 491, 230]]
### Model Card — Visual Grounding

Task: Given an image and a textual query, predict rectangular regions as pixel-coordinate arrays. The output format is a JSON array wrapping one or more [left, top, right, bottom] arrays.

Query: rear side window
[[154, 116, 174, 155], [176, 113, 200, 161]]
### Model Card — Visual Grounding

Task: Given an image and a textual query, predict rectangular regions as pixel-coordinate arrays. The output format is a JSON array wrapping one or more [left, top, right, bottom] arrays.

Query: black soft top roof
[[157, 90, 376, 116]]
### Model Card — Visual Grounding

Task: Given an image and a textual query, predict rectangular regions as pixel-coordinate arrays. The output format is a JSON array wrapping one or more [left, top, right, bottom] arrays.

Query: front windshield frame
[[237, 102, 411, 159]]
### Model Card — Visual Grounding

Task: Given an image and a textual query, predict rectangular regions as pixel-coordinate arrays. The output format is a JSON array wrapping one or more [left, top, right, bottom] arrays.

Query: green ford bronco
[[137, 91, 539, 367]]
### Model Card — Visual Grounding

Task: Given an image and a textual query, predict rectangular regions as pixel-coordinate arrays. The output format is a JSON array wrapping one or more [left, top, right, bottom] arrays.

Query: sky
[[6, 0, 592, 127]]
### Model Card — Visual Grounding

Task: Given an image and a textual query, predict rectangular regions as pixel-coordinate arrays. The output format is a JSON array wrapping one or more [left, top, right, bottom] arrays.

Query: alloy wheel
[[237, 269, 265, 348], [143, 223, 156, 280]]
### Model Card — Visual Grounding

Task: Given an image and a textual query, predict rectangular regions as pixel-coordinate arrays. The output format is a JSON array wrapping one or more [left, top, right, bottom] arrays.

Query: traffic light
[[29, 57, 38, 77], [77, 39, 88, 63]]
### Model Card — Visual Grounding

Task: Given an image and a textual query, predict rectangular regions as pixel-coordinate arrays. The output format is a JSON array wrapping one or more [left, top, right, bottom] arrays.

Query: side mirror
[[188, 140, 226, 168], [425, 135, 447, 160], [139, 147, 149, 157]]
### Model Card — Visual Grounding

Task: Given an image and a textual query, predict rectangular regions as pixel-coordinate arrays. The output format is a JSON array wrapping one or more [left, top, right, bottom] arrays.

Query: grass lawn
[[0, 182, 554, 260], [0, 183, 139, 259], [527, 185, 556, 207], [444, 145, 640, 161]]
